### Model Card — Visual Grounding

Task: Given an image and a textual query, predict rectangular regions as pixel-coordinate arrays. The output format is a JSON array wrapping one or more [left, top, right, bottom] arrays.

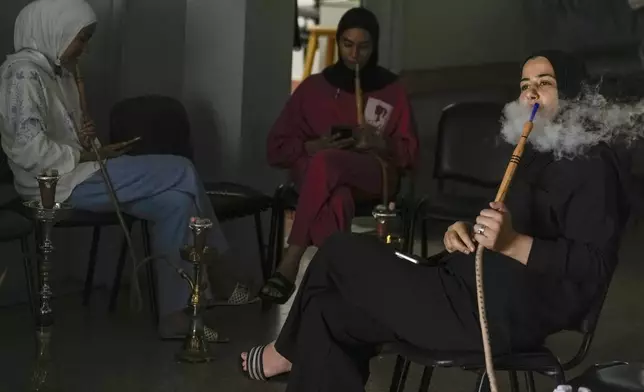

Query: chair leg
[[142, 221, 159, 325], [389, 355, 411, 392], [524, 371, 536, 392], [253, 213, 269, 282], [509, 371, 520, 392], [82, 226, 102, 306], [21, 236, 36, 317], [474, 371, 490, 392], [267, 201, 279, 276], [404, 205, 415, 254], [275, 207, 286, 268], [108, 221, 133, 312], [405, 198, 423, 254], [418, 366, 434, 392], [420, 219, 428, 258]]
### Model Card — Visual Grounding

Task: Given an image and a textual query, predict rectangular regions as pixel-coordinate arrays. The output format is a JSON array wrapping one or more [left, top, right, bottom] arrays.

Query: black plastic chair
[[387, 276, 612, 392], [108, 95, 273, 300], [9, 196, 157, 314], [410, 102, 513, 256], [0, 143, 155, 317], [0, 207, 35, 314]]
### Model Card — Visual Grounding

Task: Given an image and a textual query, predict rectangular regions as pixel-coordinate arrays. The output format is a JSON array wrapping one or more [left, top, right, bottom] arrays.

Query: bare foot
[[241, 342, 292, 378]]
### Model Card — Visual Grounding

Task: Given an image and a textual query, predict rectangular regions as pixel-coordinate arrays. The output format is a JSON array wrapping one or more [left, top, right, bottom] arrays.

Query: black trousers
[[274, 232, 543, 392]]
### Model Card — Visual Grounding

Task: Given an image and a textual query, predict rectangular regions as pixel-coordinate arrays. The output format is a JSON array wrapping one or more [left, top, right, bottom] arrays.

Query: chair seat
[[56, 209, 137, 228], [570, 362, 644, 392], [422, 193, 490, 222], [0, 209, 33, 241], [205, 181, 272, 221], [8, 197, 138, 228], [278, 184, 299, 209], [390, 341, 562, 375]]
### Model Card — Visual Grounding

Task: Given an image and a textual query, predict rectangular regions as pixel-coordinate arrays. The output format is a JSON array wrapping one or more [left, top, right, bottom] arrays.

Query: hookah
[[473, 103, 539, 392], [353, 63, 402, 248], [23, 170, 73, 391], [75, 64, 224, 362], [175, 216, 218, 363], [74, 64, 145, 312]]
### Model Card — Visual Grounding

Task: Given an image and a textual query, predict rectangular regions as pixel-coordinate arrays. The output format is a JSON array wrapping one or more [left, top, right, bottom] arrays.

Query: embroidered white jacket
[[0, 50, 98, 202]]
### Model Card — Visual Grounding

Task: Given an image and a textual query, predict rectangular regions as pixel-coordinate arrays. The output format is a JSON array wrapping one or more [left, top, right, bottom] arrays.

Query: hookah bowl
[[176, 217, 218, 363], [372, 202, 403, 250], [24, 170, 72, 391]]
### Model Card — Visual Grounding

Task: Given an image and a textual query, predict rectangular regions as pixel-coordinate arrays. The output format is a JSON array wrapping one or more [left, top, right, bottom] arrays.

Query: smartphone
[[394, 251, 423, 265], [331, 125, 353, 140], [117, 136, 142, 147]]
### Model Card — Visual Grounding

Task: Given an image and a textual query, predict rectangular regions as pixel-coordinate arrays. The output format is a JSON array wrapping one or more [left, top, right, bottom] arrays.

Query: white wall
[[363, 0, 527, 71], [240, 1, 293, 191], [182, 0, 247, 182], [362, 0, 403, 72], [400, 0, 527, 70], [0, 1, 29, 59], [118, 0, 186, 100]]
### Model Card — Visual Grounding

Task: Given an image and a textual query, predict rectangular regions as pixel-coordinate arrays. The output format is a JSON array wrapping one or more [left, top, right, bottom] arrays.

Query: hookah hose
[[74, 64, 145, 311], [475, 103, 539, 392]]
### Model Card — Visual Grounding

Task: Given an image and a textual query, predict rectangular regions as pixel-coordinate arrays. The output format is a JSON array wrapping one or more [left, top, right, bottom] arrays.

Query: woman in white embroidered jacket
[[0, 0, 232, 340]]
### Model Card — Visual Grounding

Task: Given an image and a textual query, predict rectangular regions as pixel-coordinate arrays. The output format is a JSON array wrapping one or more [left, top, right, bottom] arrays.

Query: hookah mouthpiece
[[189, 217, 213, 255], [529, 103, 540, 122], [36, 170, 60, 209]]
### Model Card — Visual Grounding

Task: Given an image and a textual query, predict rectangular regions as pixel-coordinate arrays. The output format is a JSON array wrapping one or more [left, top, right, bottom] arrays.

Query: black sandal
[[241, 345, 289, 382], [258, 272, 295, 305]]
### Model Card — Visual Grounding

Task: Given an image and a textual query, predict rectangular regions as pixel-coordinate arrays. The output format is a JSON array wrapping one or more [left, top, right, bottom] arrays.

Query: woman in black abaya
[[241, 50, 631, 392]]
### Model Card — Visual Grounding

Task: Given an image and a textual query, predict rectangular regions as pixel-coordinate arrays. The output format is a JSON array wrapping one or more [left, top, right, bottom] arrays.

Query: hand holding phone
[[111, 136, 142, 149], [304, 127, 355, 155], [331, 125, 353, 140]]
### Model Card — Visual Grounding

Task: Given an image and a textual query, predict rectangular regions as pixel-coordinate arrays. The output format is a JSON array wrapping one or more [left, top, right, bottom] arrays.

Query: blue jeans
[[68, 154, 227, 316]]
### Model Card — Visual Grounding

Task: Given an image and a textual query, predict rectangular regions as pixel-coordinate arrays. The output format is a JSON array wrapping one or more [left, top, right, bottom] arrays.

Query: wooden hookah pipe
[[475, 103, 539, 392], [355, 63, 389, 207], [74, 64, 144, 311]]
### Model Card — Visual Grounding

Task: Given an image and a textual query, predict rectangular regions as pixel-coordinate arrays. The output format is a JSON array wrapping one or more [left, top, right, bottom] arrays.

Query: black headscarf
[[522, 50, 589, 100], [322, 7, 398, 93]]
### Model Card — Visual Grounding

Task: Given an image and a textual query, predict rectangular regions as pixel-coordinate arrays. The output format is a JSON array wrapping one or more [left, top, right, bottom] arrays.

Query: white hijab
[[1, 0, 97, 130], [13, 0, 96, 67]]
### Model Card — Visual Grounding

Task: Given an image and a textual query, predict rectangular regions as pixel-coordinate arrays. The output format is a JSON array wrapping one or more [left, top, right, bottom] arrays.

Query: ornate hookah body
[[24, 170, 73, 391], [175, 217, 218, 363]]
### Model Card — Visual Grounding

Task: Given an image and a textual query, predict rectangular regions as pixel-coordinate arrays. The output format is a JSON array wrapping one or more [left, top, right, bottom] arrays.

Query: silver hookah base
[[23, 201, 73, 222]]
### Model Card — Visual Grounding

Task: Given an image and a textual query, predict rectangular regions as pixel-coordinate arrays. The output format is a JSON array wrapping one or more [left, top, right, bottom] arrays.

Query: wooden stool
[[303, 26, 337, 80]]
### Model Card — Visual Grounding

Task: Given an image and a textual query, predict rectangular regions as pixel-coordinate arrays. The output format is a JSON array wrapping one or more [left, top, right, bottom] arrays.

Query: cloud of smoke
[[500, 82, 644, 159]]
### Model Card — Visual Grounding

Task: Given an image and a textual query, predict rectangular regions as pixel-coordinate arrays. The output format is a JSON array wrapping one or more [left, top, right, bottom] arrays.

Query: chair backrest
[[434, 102, 514, 190], [109, 95, 193, 160]]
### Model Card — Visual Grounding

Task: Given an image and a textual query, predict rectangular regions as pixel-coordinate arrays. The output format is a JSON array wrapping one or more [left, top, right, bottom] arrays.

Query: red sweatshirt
[[267, 74, 418, 171]]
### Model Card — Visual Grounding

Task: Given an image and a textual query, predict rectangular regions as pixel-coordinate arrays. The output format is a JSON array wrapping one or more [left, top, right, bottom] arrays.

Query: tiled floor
[[0, 217, 643, 391]]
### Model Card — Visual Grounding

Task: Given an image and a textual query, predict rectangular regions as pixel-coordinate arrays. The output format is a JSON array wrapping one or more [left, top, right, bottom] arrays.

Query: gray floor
[[0, 217, 643, 392]]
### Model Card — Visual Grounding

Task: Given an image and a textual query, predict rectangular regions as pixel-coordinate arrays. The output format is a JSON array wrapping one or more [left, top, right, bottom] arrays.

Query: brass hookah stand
[[24, 171, 73, 391], [175, 217, 218, 363]]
